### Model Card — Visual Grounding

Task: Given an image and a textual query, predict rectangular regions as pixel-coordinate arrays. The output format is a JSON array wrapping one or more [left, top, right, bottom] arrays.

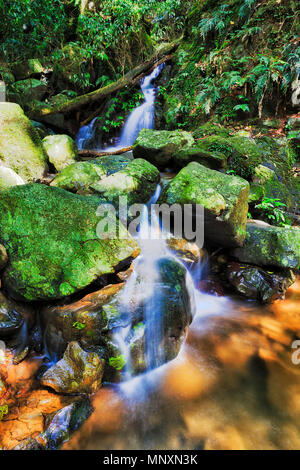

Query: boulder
[[159, 162, 250, 247], [91, 158, 160, 207], [0, 184, 140, 301], [40, 341, 105, 395], [50, 161, 107, 193], [227, 262, 295, 304], [90, 153, 132, 176], [42, 134, 78, 172], [0, 103, 48, 182], [173, 143, 227, 170], [0, 165, 25, 190], [232, 220, 300, 269], [0, 292, 24, 337], [132, 129, 194, 168]]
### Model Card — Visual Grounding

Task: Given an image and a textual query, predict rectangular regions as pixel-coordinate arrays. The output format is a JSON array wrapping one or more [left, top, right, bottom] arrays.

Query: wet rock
[[159, 162, 250, 248], [42, 134, 78, 172], [0, 183, 139, 301], [41, 283, 125, 359], [227, 262, 295, 303], [0, 292, 25, 337], [91, 158, 160, 207], [0, 244, 8, 271], [31, 120, 55, 140], [166, 238, 205, 267], [50, 161, 107, 193], [11, 59, 44, 81], [0, 103, 48, 182], [40, 341, 105, 395], [132, 129, 194, 169], [232, 220, 300, 269], [0, 166, 25, 190]]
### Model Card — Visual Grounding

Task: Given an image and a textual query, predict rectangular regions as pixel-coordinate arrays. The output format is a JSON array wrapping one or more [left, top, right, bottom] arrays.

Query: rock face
[[132, 129, 194, 168], [0, 184, 140, 301], [159, 162, 250, 248], [227, 262, 295, 304], [42, 134, 78, 172], [51, 161, 107, 193], [0, 103, 48, 182], [40, 342, 105, 395], [232, 220, 300, 269], [91, 158, 160, 207], [0, 165, 25, 190]]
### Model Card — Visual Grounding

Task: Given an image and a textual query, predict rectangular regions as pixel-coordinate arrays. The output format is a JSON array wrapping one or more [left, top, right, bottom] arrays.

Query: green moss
[[51, 161, 107, 193]]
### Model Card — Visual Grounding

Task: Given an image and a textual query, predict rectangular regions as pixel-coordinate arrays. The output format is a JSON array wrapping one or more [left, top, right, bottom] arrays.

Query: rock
[[173, 142, 227, 170], [89, 153, 132, 176], [193, 122, 231, 139], [40, 341, 105, 395], [166, 237, 205, 266], [0, 184, 140, 301], [197, 279, 224, 296], [0, 292, 24, 337], [91, 158, 160, 207], [50, 161, 107, 193], [132, 129, 194, 169], [159, 162, 250, 248], [0, 244, 8, 270], [11, 59, 44, 81], [8, 79, 47, 107], [0, 166, 25, 190], [286, 117, 300, 131], [41, 283, 125, 359], [31, 120, 55, 140], [42, 134, 78, 172], [227, 262, 295, 303], [0, 103, 48, 182], [232, 220, 300, 269], [252, 164, 276, 185]]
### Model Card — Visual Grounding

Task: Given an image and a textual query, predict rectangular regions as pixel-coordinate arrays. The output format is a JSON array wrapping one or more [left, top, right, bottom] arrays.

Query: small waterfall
[[118, 63, 165, 148], [76, 117, 98, 150], [75, 63, 165, 150]]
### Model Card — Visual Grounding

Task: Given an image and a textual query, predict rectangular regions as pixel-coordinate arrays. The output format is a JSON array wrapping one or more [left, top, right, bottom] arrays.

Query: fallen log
[[30, 39, 181, 123], [78, 146, 133, 159]]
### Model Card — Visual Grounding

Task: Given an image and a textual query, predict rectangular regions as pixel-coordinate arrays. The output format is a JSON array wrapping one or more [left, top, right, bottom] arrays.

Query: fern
[[238, 0, 257, 19]]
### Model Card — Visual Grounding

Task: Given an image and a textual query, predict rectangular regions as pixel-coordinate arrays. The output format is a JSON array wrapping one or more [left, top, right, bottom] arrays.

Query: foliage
[[0, 405, 8, 421], [72, 321, 86, 330], [109, 354, 126, 371], [254, 197, 290, 226]]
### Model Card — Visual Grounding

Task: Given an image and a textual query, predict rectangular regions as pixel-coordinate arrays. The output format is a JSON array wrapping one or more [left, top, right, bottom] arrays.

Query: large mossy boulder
[[0, 184, 140, 301], [232, 220, 300, 269], [132, 129, 194, 169], [173, 142, 227, 170], [90, 153, 132, 176], [10, 59, 44, 81], [159, 162, 250, 248], [51, 161, 107, 193], [91, 158, 160, 207], [42, 134, 78, 172], [0, 103, 48, 182]]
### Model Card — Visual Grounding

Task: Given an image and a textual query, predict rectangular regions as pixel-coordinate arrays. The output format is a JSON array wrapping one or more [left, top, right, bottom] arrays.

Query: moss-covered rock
[[11, 59, 44, 81], [0, 166, 25, 190], [192, 122, 232, 139], [89, 153, 132, 176], [232, 220, 300, 269], [51, 161, 107, 193], [42, 134, 78, 172], [159, 162, 250, 247], [0, 103, 48, 182], [91, 158, 160, 207], [173, 142, 227, 169], [40, 341, 105, 395], [132, 129, 194, 168], [0, 183, 140, 301]]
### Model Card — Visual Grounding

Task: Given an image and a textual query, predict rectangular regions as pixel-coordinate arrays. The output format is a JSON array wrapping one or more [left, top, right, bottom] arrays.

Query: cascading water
[[76, 63, 165, 150]]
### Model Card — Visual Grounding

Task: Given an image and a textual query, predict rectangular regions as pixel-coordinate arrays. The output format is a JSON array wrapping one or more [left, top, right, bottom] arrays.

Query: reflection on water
[[64, 280, 300, 450]]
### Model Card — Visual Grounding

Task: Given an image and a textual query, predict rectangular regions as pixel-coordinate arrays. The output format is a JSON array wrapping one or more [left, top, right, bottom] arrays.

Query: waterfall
[[75, 63, 165, 150]]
